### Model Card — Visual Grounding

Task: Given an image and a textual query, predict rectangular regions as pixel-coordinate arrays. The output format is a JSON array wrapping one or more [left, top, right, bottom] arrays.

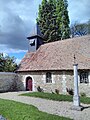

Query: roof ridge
[[41, 35, 90, 47], [17, 35, 90, 72]]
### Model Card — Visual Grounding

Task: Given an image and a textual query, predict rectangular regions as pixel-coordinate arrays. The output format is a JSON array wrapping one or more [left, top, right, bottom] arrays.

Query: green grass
[[21, 92, 90, 104], [0, 98, 72, 120], [21, 92, 73, 101], [80, 97, 90, 104]]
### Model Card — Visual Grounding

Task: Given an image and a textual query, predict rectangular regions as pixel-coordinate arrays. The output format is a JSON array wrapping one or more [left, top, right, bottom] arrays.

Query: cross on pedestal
[[72, 64, 83, 111], [73, 64, 80, 106]]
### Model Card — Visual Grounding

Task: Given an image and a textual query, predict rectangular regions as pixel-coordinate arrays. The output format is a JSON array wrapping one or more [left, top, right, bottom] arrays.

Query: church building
[[17, 24, 90, 96]]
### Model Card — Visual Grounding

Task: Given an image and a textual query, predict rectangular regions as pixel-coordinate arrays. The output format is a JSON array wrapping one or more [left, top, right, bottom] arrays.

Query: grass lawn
[[0, 98, 72, 120], [21, 92, 90, 104]]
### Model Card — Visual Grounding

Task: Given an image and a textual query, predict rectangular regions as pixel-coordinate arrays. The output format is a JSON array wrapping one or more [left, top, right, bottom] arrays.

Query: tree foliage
[[56, 0, 70, 40], [37, 0, 70, 42], [87, 20, 90, 34], [0, 53, 18, 72], [70, 20, 90, 37]]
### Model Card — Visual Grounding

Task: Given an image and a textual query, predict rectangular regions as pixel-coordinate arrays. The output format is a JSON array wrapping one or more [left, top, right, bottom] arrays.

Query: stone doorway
[[26, 76, 33, 91]]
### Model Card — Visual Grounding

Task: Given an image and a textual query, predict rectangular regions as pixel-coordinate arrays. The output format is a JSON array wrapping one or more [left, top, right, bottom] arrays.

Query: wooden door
[[26, 79, 32, 91]]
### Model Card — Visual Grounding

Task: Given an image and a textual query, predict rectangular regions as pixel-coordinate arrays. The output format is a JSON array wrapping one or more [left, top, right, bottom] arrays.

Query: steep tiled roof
[[18, 35, 90, 71]]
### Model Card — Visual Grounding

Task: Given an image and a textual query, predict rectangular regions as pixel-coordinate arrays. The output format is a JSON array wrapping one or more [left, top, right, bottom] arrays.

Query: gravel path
[[0, 91, 90, 120]]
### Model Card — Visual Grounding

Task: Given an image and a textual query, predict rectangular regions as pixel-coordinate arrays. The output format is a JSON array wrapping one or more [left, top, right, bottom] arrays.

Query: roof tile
[[17, 35, 90, 71]]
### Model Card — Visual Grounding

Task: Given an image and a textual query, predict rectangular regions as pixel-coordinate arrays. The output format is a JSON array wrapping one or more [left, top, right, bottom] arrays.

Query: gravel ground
[[0, 91, 90, 120]]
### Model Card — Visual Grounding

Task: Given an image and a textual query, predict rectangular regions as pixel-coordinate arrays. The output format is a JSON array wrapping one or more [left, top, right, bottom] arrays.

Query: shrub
[[66, 88, 73, 95], [55, 89, 59, 94], [37, 86, 43, 92], [80, 92, 86, 97]]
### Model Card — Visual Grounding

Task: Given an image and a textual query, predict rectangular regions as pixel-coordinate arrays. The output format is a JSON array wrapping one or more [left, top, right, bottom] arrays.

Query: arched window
[[80, 72, 89, 83], [46, 72, 52, 83]]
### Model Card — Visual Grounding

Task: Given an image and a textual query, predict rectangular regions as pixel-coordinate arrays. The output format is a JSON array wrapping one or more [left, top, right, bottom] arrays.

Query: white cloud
[[0, 0, 42, 52], [15, 58, 21, 64], [0, 44, 27, 54], [0, 0, 89, 57]]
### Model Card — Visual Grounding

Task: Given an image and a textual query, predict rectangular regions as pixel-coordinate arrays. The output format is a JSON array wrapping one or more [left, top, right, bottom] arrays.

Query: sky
[[0, 0, 90, 64]]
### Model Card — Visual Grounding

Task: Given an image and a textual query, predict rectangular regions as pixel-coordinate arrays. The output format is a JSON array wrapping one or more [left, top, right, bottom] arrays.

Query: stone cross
[[73, 64, 80, 106], [73, 64, 83, 111]]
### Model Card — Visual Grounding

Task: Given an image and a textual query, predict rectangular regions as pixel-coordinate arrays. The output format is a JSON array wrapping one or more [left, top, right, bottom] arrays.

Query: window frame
[[80, 71, 89, 84], [46, 72, 52, 83]]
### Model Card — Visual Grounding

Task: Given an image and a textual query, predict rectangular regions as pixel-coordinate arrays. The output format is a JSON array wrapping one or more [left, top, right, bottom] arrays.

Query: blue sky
[[0, 0, 90, 64]]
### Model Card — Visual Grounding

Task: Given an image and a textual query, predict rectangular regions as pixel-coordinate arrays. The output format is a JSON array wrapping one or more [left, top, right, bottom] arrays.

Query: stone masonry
[[0, 71, 90, 96], [0, 72, 24, 92]]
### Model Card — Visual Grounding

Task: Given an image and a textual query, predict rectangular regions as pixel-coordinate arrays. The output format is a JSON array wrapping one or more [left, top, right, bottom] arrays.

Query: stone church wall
[[18, 71, 74, 94], [1, 71, 90, 96], [19, 70, 90, 96], [79, 83, 90, 97]]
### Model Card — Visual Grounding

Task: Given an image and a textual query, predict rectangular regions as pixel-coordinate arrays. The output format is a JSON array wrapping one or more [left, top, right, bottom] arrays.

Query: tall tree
[[37, 0, 70, 42], [37, 0, 48, 39], [0, 53, 5, 72], [0, 53, 18, 72], [47, 0, 57, 42], [56, 0, 70, 40]]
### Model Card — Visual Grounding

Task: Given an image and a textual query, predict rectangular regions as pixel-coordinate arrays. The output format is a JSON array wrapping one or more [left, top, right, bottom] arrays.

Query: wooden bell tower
[[27, 24, 44, 52]]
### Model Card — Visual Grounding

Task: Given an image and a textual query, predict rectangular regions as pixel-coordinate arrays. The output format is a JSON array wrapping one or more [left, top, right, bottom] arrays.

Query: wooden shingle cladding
[[17, 35, 90, 72]]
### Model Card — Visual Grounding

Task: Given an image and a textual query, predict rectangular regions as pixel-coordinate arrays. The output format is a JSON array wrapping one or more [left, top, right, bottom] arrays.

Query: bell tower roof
[[27, 23, 44, 40], [27, 23, 44, 52]]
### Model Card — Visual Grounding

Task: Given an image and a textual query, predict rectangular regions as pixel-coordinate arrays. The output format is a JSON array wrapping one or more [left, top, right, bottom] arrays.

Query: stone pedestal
[[73, 95, 80, 106], [72, 64, 83, 111], [71, 105, 83, 111]]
